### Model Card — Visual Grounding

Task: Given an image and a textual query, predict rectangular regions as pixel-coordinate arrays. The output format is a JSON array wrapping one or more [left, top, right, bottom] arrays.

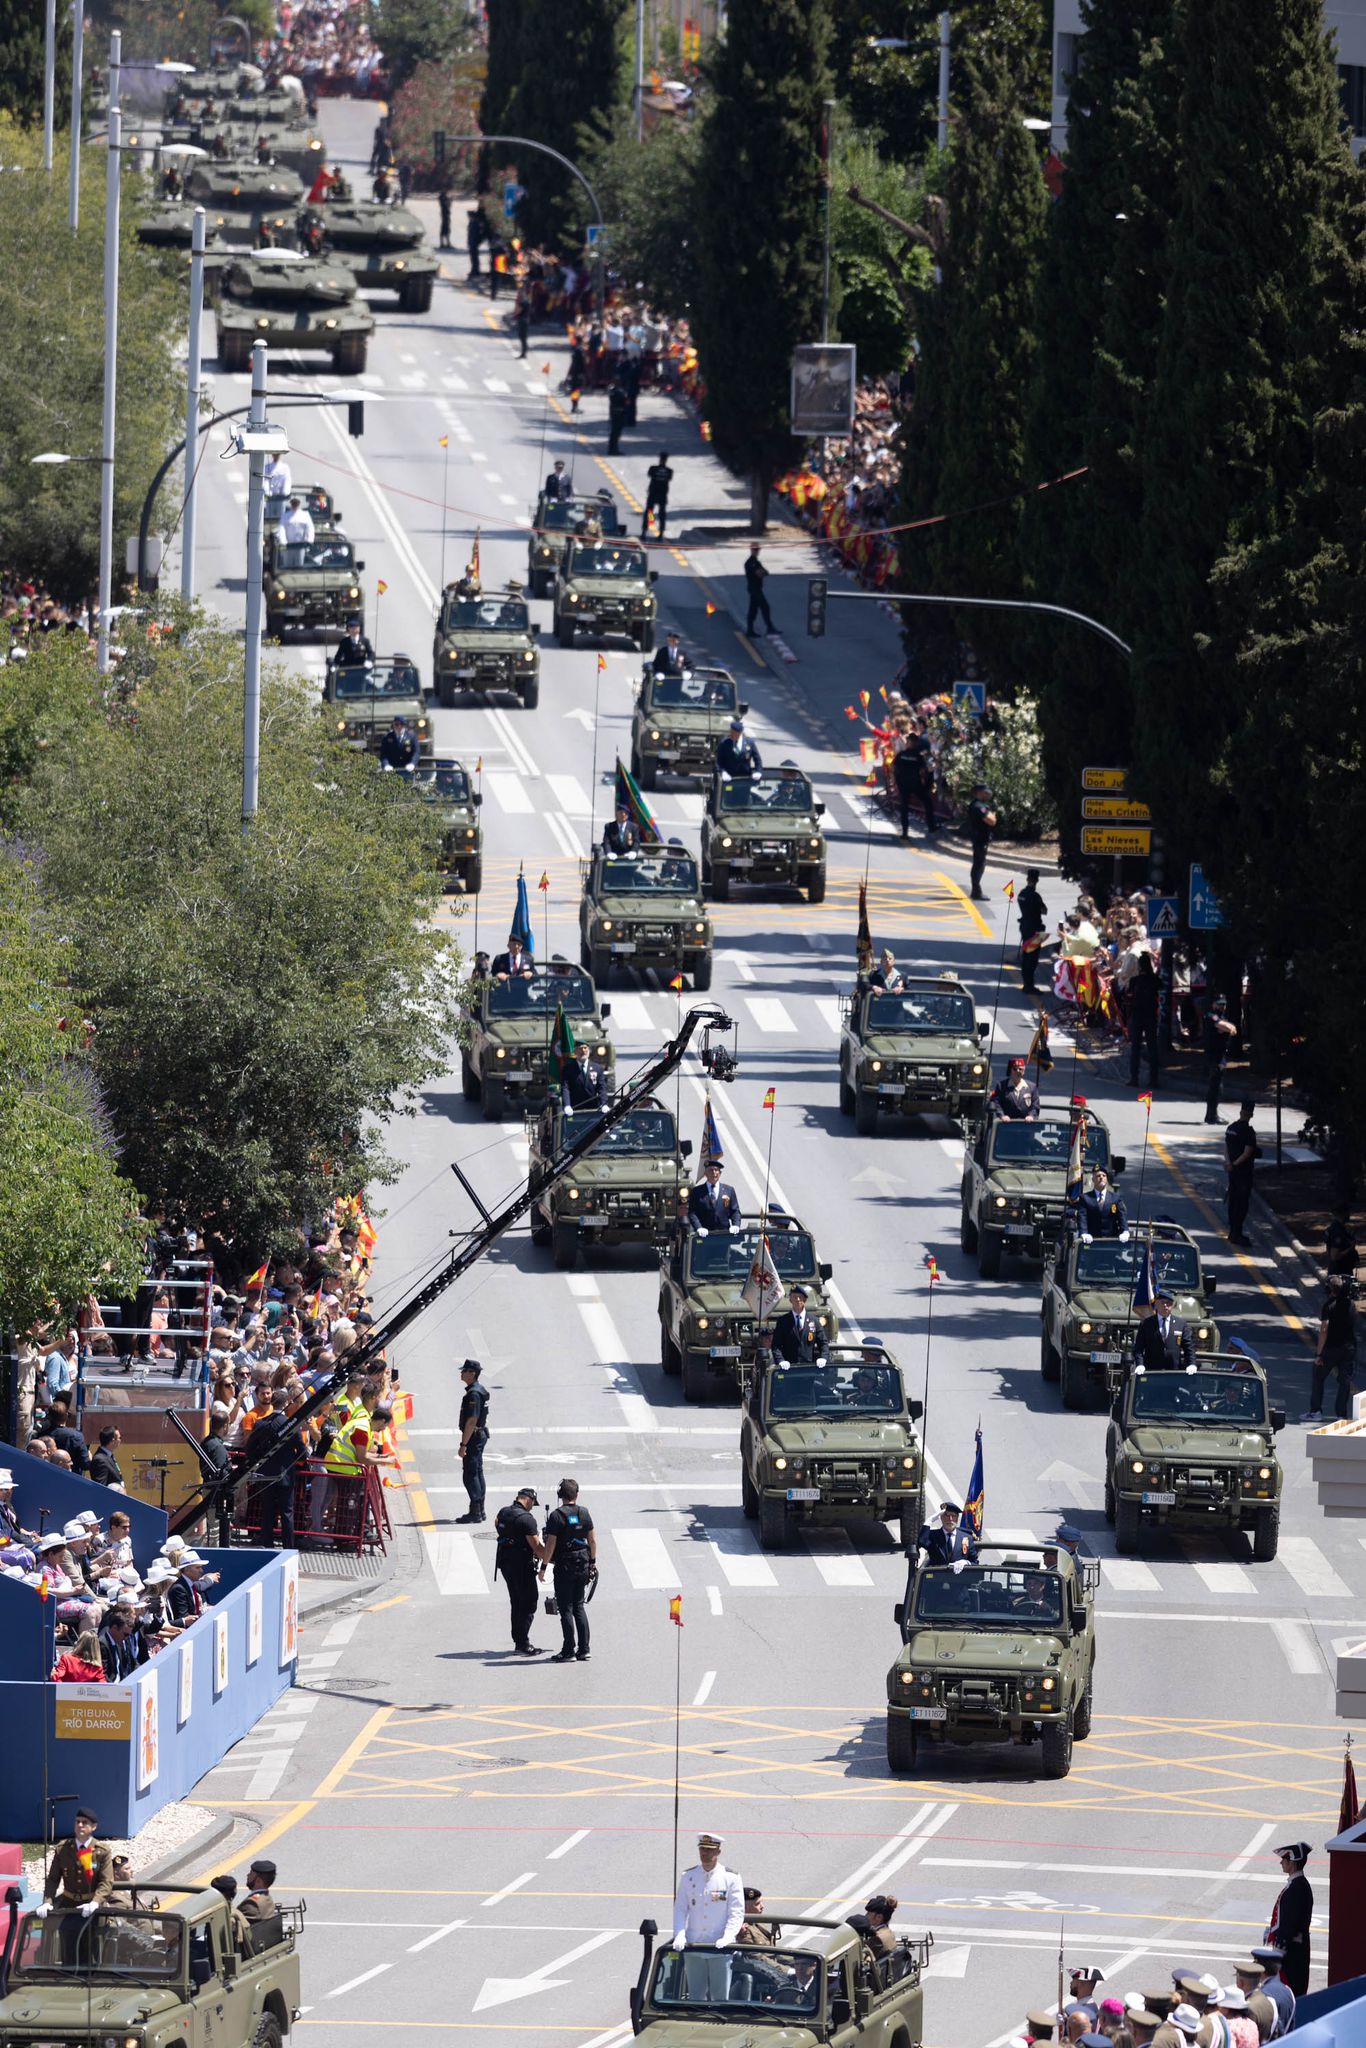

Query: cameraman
[[540, 1477, 596, 1664], [1304, 1275, 1358, 1423]]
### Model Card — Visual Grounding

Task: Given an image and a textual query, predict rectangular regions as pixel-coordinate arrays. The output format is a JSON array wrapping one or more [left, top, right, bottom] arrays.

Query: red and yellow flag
[[1003, 878, 1015, 900], [858, 689, 870, 708], [245, 1260, 269, 1292], [668, 1594, 683, 1627], [540, 361, 551, 375], [355, 1213, 378, 1260], [844, 704, 859, 721], [538, 871, 549, 892], [762, 1087, 776, 1110], [1137, 1091, 1153, 1111], [926, 1255, 941, 1285], [597, 654, 607, 673], [705, 601, 717, 616], [669, 973, 684, 991], [377, 579, 388, 596], [438, 435, 448, 449]]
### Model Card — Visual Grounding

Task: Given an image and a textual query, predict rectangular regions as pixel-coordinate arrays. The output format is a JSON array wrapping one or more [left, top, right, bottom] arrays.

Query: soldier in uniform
[[378, 715, 417, 774], [991, 1057, 1040, 1120], [1264, 1842, 1313, 1996], [455, 1360, 489, 1524], [603, 802, 640, 855], [39, 1806, 114, 1958], [716, 718, 762, 778], [643, 451, 674, 538], [1230, 1958, 1278, 2040], [238, 1860, 283, 1949], [334, 619, 375, 668], [1077, 1165, 1128, 1241], [769, 1283, 828, 1364], [491, 931, 535, 978], [672, 1830, 745, 1998], [560, 1043, 608, 1113], [965, 783, 997, 900], [687, 1154, 741, 1234], [1132, 1289, 1194, 1371], [652, 628, 688, 677], [1250, 1946, 1295, 2036], [867, 948, 903, 993], [544, 458, 572, 500]]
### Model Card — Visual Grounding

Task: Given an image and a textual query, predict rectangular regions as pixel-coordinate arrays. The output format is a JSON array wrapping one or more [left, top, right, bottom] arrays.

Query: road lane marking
[[692, 1670, 717, 1706], [1278, 1536, 1353, 1598], [320, 1614, 363, 1649], [406, 1917, 469, 1953], [815, 998, 842, 1035], [575, 1299, 653, 1431], [1194, 1562, 1255, 1597], [603, 991, 654, 1034], [708, 1584, 723, 1615], [422, 1528, 490, 1596], [806, 1543, 875, 1588], [1100, 1559, 1162, 1593], [1150, 1134, 1310, 1336], [547, 772, 592, 817], [705, 1523, 778, 1587], [1223, 1822, 1277, 1875], [326, 1964, 392, 1998], [484, 771, 533, 813], [1270, 1619, 1322, 1675], [803, 1802, 939, 1920], [611, 1528, 680, 1588], [744, 995, 796, 1034], [924, 1856, 1284, 1882], [481, 1871, 535, 1906], [547, 1829, 591, 1860]]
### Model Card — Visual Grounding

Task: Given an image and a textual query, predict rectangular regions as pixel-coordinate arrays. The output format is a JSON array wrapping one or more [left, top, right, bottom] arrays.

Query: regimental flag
[[1026, 1009, 1053, 1074], [511, 871, 534, 953], [762, 1086, 776, 1110], [741, 1235, 784, 1319], [1340, 1746, 1361, 1835], [469, 530, 481, 583], [245, 1260, 269, 1293], [959, 1429, 985, 1542], [547, 1002, 575, 1089], [1003, 877, 1015, 901], [668, 1593, 683, 1627], [1066, 1106, 1088, 1210], [857, 879, 873, 978], [1132, 1238, 1156, 1312], [614, 757, 662, 844], [700, 1095, 722, 1173]]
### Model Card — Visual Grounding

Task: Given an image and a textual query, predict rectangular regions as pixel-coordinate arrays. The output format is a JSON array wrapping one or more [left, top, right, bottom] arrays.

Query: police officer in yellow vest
[[323, 1379, 376, 1540]]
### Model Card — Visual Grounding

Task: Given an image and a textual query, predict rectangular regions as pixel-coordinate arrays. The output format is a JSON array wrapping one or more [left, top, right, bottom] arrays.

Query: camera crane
[[166, 1002, 740, 1536]]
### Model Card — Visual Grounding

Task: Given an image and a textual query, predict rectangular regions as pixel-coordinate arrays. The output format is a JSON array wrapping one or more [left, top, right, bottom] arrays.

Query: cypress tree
[[692, 0, 832, 531], [504, 0, 625, 249], [480, 0, 525, 195]]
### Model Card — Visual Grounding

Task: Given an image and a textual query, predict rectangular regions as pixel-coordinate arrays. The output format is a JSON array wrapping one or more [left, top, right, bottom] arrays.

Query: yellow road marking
[[187, 1800, 316, 1886], [313, 1704, 397, 1797], [1150, 1135, 1310, 1340], [366, 1593, 411, 1612]]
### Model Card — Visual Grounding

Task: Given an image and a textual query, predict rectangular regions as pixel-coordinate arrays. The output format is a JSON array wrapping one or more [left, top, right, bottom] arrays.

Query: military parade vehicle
[[413, 754, 482, 893], [431, 578, 540, 708], [295, 481, 343, 528], [839, 972, 988, 1135], [579, 840, 713, 989], [629, 663, 746, 789], [960, 1111, 1123, 1279], [462, 958, 614, 1121], [322, 655, 431, 758], [741, 1342, 925, 1550], [528, 1094, 692, 1267], [526, 489, 624, 598], [1041, 1219, 1220, 1408], [186, 159, 305, 237], [1104, 1355, 1285, 1559], [658, 1211, 838, 1403], [264, 525, 364, 640], [216, 248, 373, 374], [553, 534, 659, 651], [136, 202, 236, 299], [0, 1881, 303, 2048], [886, 1540, 1099, 1779], [304, 197, 439, 311], [700, 764, 827, 904], [625, 1912, 929, 2047]]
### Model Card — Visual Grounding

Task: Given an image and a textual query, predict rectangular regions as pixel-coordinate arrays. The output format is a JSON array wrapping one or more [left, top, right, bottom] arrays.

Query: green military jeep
[[0, 1883, 302, 2048], [700, 764, 827, 903], [461, 958, 614, 1121], [629, 664, 747, 790], [526, 490, 624, 598], [1041, 1220, 1219, 1409], [528, 1095, 692, 1267], [741, 1343, 924, 1551], [840, 973, 989, 1134], [265, 526, 364, 640], [579, 841, 713, 989], [323, 654, 431, 757], [413, 754, 482, 893], [886, 1542, 1099, 1779], [431, 578, 540, 708], [1105, 1356, 1285, 1559], [961, 1111, 1122, 1279], [554, 534, 658, 651], [658, 1212, 837, 1403], [626, 1914, 929, 2048]]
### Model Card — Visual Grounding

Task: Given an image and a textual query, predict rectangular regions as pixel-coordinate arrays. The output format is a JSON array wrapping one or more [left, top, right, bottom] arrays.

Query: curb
[[295, 1549, 400, 1630], [139, 1808, 239, 1886]]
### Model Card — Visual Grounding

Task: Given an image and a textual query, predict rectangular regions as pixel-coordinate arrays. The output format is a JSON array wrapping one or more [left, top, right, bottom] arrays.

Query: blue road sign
[[502, 180, 524, 219], [952, 680, 986, 718], [585, 223, 604, 250], [1189, 863, 1226, 930], [1145, 894, 1180, 938]]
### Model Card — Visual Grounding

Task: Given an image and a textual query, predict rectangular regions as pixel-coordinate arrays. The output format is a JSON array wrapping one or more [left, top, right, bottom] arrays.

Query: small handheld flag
[[245, 1260, 269, 1292], [844, 705, 860, 721], [511, 871, 534, 953], [960, 1429, 985, 1540], [438, 435, 448, 449], [762, 1086, 776, 1110], [540, 361, 551, 375], [614, 757, 662, 843], [705, 601, 717, 616], [669, 972, 684, 992], [538, 871, 549, 892], [925, 1255, 940, 1285], [879, 685, 888, 703], [859, 689, 870, 708], [1137, 1091, 1153, 1111], [1003, 878, 1015, 900], [668, 1594, 683, 1627], [376, 579, 388, 596], [597, 654, 607, 673], [547, 1002, 575, 1089], [476, 756, 483, 774]]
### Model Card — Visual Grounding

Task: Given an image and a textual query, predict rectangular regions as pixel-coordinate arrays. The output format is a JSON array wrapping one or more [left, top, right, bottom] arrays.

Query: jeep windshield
[[1074, 1241, 1200, 1291], [1130, 1373, 1266, 1424], [542, 498, 623, 534], [600, 855, 699, 893], [688, 1228, 818, 1283], [331, 663, 420, 699], [651, 672, 737, 710], [989, 1121, 1109, 1167], [915, 1564, 1065, 1628], [441, 596, 529, 631], [768, 1362, 902, 1417], [276, 540, 355, 570], [866, 991, 975, 1033], [718, 771, 814, 811], [413, 761, 471, 803], [563, 1107, 675, 1154], [14, 1909, 184, 1979], [486, 971, 597, 1018], [571, 544, 644, 576], [650, 1942, 820, 2016]]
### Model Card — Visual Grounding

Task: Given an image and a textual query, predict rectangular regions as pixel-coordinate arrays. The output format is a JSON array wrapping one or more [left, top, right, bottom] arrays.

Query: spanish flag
[[438, 435, 448, 449], [669, 973, 684, 991], [668, 1594, 683, 1627], [245, 1260, 269, 1292], [1003, 877, 1015, 900], [376, 580, 388, 596], [762, 1086, 776, 1110], [355, 1213, 378, 1261]]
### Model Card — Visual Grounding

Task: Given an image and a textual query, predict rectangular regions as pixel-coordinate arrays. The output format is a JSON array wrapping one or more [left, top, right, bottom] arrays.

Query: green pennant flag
[[547, 1000, 576, 1088]]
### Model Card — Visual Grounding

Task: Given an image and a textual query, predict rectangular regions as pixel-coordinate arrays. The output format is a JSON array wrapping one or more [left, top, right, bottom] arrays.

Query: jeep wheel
[[1061, 1350, 1088, 1410], [959, 1201, 978, 1254], [1252, 1502, 1280, 1562], [1114, 1494, 1141, 1556], [741, 1466, 759, 1520], [638, 623, 656, 654], [482, 1079, 506, 1122], [1041, 1711, 1073, 1779], [659, 1318, 682, 1377], [897, 1500, 921, 1551], [839, 1072, 856, 1118], [552, 1219, 578, 1270], [1073, 1669, 1094, 1741], [437, 676, 456, 708], [333, 334, 367, 375], [682, 1349, 711, 1404], [977, 1227, 1003, 1279], [638, 752, 659, 791], [529, 1203, 553, 1248], [218, 329, 248, 372], [805, 868, 826, 904], [589, 947, 610, 986], [691, 953, 712, 992], [710, 864, 730, 903], [579, 936, 593, 971], [885, 1711, 918, 1775], [265, 611, 285, 642], [465, 856, 482, 895], [1040, 1325, 1061, 1383], [556, 613, 575, 649], [254, 2017, 283, 2048], [520, 672, 540, 709], [1103, 1469, 1116, 1525], [758, 1495, 790, 1551], [854, 1090, 878, 1137], [460, 1051, 479, 1102]]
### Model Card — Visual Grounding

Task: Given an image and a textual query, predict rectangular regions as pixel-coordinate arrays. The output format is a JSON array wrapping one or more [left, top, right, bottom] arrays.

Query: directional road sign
[[1145, 894, 1180, 938], [1189, 863, 1226, 930], [1081, 825, 1151, 856], [1081, 766, 1128, 792], [952, 681, 986, 718], [1082, 796, 1152, 822]]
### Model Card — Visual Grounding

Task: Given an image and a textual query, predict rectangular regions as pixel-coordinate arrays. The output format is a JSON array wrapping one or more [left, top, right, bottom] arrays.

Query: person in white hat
[[1211, 1986, 1258, 2048], [167, 1550, 220, 1627], [142, 1559, 181, 1642], [671, 1831, 744, 1998], [1167, 2006, 1201, 2041], [0, 1467, 29, 1546]]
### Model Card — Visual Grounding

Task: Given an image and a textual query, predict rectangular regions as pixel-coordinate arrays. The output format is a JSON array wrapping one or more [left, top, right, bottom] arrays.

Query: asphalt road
[[170, 100, 1355, 2048]]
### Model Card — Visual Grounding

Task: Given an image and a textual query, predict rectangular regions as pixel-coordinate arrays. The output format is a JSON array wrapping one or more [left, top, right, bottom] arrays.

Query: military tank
[[137, 202, 237, 301], [216, 248, 375, 373], [304, 198, 439, 312], [186, 157, 305, 238]]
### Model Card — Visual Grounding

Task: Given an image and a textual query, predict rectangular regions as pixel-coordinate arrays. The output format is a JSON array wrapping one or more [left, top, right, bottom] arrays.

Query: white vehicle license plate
[[610, 941, 637, 953], [728, 856, 753, 867], [878, 1083, 904, 1096], [504, 1069, 532, 1082], [708, 1345, 740, 1359], [1141, 1491, 1176, 1506], [785, 1487, 821, 1502], [1004, 1222, 1033, 1237], [910, 1706, 947, 1722], [1090, 1350, 1122, 1364]]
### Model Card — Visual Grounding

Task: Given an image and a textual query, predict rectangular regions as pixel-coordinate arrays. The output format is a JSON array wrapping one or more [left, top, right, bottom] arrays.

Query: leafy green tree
[[501, 0, 625, 248], [829, 129, 930, 378], [0, 0, 71, 127], [0, 117, 183, 602], [692, 0, 832, 530], [88, 0, 273, 63], [0, 849, 146, 1339], [17, 625, 463, 1253], [828, 0, 1049, 164], [390, 48, 486, 186], [366, 0, 475, 94], [582, 117, 704, 319]]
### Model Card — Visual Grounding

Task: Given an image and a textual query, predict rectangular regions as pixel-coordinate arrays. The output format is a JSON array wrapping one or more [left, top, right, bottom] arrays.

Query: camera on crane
[[698, 1015, 739, 1084]]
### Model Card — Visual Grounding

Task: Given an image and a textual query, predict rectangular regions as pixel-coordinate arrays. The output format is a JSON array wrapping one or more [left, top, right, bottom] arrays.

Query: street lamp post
[[68, 0, 84, 230], [936, 10, 950, 154], [446, 132, 606, 320], [181, 209, 207, 601], [96, 34, 123, 677], [241, 342, 270, 834], [43, 0, 57, 173]]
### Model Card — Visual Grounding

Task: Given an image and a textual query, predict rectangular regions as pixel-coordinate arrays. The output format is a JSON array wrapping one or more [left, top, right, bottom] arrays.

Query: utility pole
[[821, 97, 834, 342], [635, 0, 645, 141], [68, 0, 85, 229], [936, 10, 950, 154], [96, 33, 122, 677], [43, 0, 57, 172], [242, 342, 269, 834], [181, 209, 207, 601]]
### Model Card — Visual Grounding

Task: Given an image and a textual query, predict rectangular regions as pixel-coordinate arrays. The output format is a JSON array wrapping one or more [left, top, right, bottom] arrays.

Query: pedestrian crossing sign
[[1145, 894, 1180, 938], [952, 681, 985, 718]]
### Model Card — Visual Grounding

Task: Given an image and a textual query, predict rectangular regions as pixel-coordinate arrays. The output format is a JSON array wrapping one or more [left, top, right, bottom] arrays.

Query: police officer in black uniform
[[561, 1044, 608, 1113], [687, 1155, 742, 1234], [965, 783, 996, 900], [603, 802, 640, 855], [769, 1284, 829, 1363], [493, 1486, 545, 1653], [652, 628, 688, 677], [1202, 995, 1237, 1123], [716, 718, 762, 778], [539, 1477, 596, 1662], [456, 1360, 489, 1524], [1078, 1166, 1128, 1241], [990, 1057, 1040, 1120], [1326, 1204, 1359, 1278], [1017, 869, 1047, 991], [643, 452, 674, 539], [1132, 1289, 1194, 1370], [378, 716, 417, 773]]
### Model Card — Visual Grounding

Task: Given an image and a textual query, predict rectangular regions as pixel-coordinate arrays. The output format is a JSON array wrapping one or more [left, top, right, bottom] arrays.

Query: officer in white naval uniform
[[672, 1830, 745, 2001]]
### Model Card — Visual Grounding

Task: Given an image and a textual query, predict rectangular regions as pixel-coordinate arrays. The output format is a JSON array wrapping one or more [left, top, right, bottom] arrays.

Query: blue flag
[[700, 1095, 722, 1173], [959, 1429, 984, 1542], [1132, 1239, 1156, 1311], [510, 871, 533, 953]]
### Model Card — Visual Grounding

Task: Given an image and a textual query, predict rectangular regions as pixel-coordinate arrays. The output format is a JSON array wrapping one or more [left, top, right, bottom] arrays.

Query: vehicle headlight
[[1259, 1465, 1272, 1480], [336, 718, 346, 732], [1078, 1321, 1092, 1336], [902, 1456, 916, 1469], [346, 584, 359, 598], [272, 584, 286, 599], [970, 1062, 984, 1076], [650, 727, 661, 740], [566, 591, 579, 605], [871, 1059, 882, 1073], [1130, 1458, 1145, 1475], [255, 315, 270, 328], [816, 1314, 828, 1328], [495, 1047, 506, 1061], [693, 921, 705, 933], [568, 1187, 580, 1201], [600, 918, 613, 932], [774, 1456, 788, 1472], [994, 1195, 1007, 1209], [720, 835, 732, 849], [324, 316, 337, 328], [594, 1043, 607, 1058], [1041, 1676, 1055, 1691], [809, 836, 821, 848], [417, 718, 427, 729], [523, 650, 534, 662], [898, 1671, 914, 1688], [464, 827, 476, 840], [1196, 1325, 1209, 1341], [394, 258, 406, 271], [697, 1316, 709, 1331]]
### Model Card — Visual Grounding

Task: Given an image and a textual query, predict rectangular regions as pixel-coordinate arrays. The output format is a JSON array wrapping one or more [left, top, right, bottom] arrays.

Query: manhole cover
[[455, 1756, 528, 1770]]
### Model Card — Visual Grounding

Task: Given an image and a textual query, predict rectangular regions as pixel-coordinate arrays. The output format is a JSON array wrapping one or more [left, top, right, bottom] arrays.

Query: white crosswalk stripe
[[424, 1529, 490, 1596], [815, 998, 843, 1036], [744, 996, 797, 1034], [440, 372, 469, 391], [484, 375, 510, 393], [806, 1539, 875, 1588], [547, 773, 592, 818], [485, 772, 533, 814], [612, 1528, 681, 1589], [706, 1523, 779, 1588], [1101, 1558, 1162, 1593], [1278, 1536, 1353, 1599], [1194, 1561, 1256, 1597], [604, 992, 656, 1035]]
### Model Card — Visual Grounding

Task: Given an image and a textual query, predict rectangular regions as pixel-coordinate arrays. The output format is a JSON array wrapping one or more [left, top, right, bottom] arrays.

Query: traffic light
[[1148, 829, 1164, 890], [806, 576, 827, 639], [347, 400, 365, 438]]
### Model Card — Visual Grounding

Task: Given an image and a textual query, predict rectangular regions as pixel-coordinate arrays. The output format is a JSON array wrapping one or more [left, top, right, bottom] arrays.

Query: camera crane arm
[[166, 1002, 739, 1536]]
